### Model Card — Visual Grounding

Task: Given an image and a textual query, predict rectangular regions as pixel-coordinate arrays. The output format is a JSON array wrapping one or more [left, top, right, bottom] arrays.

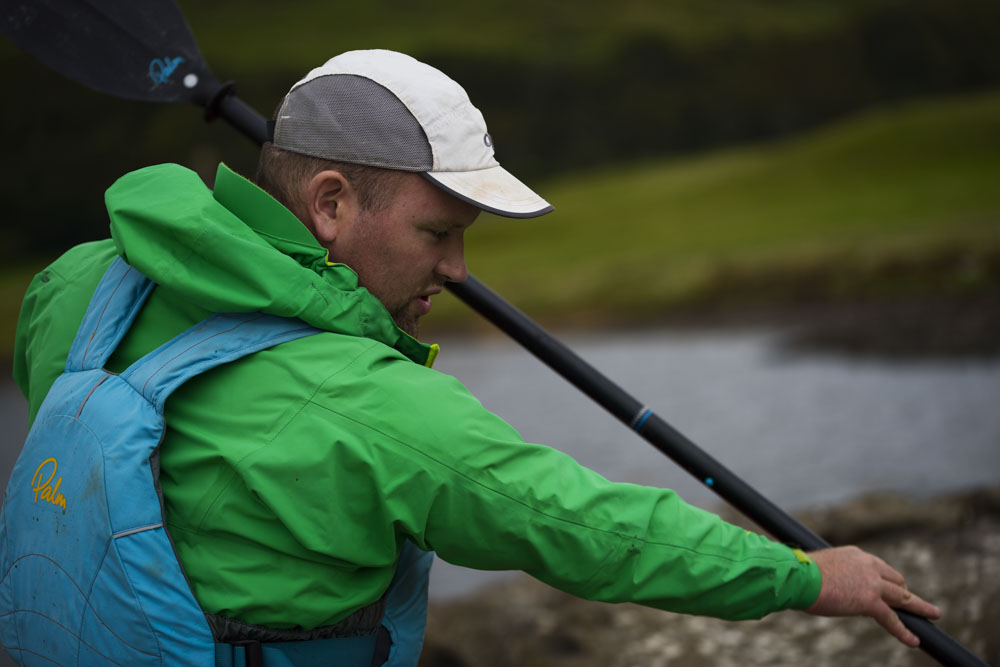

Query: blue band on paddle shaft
[[630, 408, 653, 432]]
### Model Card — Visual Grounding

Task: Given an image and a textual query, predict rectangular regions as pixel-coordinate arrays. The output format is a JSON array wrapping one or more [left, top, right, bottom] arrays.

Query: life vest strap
[[214, 633, 379, 667]]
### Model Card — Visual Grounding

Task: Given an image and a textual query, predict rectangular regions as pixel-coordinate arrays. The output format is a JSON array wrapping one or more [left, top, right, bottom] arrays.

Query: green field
[[3, 90, 999, 359], [424, 90, 1000, 332]]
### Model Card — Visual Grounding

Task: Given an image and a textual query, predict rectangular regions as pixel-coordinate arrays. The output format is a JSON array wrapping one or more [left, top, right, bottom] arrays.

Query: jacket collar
[[213, 163, 325, 264], [107, 162, 437, 367]]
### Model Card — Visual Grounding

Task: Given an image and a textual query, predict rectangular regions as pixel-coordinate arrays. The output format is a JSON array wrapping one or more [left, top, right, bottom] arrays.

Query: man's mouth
[[414, 288, 441, 316]]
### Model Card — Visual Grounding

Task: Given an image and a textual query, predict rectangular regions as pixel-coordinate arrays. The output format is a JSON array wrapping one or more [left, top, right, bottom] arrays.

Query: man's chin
[[393, 313, 421, 339]]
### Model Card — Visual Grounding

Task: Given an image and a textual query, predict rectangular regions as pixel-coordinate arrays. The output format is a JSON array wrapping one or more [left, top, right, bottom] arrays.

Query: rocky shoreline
[[420, 486, 1000, 666], [614, 292, 1000, 362]]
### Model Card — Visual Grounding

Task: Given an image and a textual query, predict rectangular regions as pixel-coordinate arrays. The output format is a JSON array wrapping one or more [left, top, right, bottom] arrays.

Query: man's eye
[[429, 229, 449, 240]]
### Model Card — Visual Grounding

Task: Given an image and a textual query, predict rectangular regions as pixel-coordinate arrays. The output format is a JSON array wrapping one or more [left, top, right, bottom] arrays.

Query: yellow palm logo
[[32, 458, 67, 510]]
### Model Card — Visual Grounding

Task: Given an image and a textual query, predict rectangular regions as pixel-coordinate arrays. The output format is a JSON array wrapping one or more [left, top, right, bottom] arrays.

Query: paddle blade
[[0, 0, 220, 105]]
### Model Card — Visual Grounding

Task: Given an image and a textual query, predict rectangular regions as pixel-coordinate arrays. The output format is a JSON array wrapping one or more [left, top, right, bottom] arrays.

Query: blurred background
[[1, 0, 998, 344], [1, 0, 999, 665]]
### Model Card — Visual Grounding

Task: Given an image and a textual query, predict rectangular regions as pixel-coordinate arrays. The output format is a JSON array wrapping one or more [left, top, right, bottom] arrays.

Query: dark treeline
[[2, 0, 998, 257], [437, 0, 1000, 179]]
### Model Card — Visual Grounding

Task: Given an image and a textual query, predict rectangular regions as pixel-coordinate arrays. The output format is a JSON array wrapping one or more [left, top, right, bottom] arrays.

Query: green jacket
[[14, 162, 821, 630]]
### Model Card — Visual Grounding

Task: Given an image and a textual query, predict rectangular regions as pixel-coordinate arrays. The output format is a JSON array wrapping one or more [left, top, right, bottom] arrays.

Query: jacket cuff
[[788, 548, 824, 610]]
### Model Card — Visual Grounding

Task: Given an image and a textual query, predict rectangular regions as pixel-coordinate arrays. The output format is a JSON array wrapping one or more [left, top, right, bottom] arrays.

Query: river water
[[2, 327, 998, 601]]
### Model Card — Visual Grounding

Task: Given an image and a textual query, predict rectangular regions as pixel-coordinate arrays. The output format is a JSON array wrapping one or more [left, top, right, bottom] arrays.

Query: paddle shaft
[[201, 50, 987, 664], [213, 92, 270, 145], [204, 89, 985, 667]]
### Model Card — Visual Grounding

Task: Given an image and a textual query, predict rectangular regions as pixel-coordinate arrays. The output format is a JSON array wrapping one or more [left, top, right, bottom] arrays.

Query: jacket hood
[[105, 162, 436, 366]]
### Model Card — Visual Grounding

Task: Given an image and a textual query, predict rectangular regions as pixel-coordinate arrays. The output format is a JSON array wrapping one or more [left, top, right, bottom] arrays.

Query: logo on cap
[[483, 133, 493, 148]]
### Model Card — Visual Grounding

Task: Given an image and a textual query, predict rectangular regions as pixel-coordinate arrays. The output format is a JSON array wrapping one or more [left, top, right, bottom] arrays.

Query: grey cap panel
[[274, 74, 433, 171]]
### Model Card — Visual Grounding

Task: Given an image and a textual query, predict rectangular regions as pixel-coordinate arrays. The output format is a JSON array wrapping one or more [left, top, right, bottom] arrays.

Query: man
[[12, 49, 938, 664]]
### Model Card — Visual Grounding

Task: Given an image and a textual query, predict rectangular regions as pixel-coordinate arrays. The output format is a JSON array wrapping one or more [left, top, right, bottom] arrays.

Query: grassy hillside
[[2, 90, 998, 359], [424, 90, 1000, 332], [3, 0, 998, 257]]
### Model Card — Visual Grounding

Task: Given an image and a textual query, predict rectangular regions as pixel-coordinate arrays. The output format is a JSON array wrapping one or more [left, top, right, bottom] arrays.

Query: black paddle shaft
[[212, 91, 270, 145], [0, 1, 989, 664]]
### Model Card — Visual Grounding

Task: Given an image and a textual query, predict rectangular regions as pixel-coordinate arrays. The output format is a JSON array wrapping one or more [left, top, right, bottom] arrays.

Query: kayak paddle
[[0, 2, 987, 665]]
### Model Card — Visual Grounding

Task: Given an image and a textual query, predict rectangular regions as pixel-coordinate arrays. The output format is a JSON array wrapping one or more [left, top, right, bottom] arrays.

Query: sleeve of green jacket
[[237, 341, 823, 621]]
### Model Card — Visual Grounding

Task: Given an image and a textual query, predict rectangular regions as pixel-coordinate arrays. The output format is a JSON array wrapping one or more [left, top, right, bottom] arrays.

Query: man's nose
[[437, 237, 468, 283]]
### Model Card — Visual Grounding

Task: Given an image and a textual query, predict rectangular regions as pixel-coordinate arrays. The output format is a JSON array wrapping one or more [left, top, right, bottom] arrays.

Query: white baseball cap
[[272, 49, 553, 218]]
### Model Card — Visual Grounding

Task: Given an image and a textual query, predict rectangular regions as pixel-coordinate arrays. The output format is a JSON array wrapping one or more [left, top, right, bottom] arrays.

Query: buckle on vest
[[231, 639, 263, 667]]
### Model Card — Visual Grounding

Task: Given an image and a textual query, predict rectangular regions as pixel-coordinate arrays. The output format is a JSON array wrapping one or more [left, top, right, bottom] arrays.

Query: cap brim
[[423, 166, 553, 219]]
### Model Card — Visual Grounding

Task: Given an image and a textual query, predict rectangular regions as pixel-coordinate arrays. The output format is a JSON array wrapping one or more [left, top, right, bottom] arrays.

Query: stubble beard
[[363, 279, 422, 339], [392, 306, 421, 339]]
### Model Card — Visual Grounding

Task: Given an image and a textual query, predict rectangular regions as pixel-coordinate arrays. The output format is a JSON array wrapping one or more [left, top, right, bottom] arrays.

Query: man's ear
[[304, 170, 359, 245]]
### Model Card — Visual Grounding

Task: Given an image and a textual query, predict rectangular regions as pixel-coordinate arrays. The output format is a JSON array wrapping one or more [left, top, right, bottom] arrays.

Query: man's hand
[[805, 546, 941, 647]]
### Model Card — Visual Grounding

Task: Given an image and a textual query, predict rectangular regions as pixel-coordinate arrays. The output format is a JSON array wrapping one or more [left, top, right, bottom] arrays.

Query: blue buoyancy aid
[[0, 257, 434, 666]]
